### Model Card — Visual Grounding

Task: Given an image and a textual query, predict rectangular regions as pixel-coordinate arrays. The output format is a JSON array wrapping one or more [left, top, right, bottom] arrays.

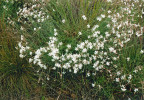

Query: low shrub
[[1, 0, 144, 99]]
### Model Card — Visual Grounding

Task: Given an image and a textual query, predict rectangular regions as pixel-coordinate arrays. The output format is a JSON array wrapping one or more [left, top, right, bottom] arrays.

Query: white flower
[[29, 58, 33, 63], [117, 71, 121, 76], [75, 47, 78, 51], [87, 72, 90, 77], [106, 62, 110, 66], [37, 19, 40, 22], [34, 28, 36, 31], [93, 61, 99, 68], [54, 29, 57, 32], [55, 63, 61, 68], [19, 54, 24, 58], [20, 27, 24, 31], [52, 67, 56, 70], [26, 46, 30, 50], [136, 32, 142, 37], [74, 68, 78, 73], [41, 18, 44, 22], [3, 6, 6, 9], [82, 48, 87, 53], [140, 50, 144, 54], [104, 52, 107, 55], [78, 32, 82, 35], [92, 25, 99, 31], [59, 42, 63, 45], [116, 33, 120, 38], [67, 44, 71, 49], [128, 75, 132, 80], [83, 59, 87, 65], [43, 65, 47, 69], [128, 98, 131, 100], [108, 10, 111, 14], [113, 57, 117, 61], [101, 14, 105, 18], [87, 24, 90, 28], [109, 47, 114, 52], [127, 57, 130, 61], [47, 15, 49, 19], [112, 18, 117, 23], [21, 35, 24, 40], [116, 78, 120, 82], [82, 15, 87, 20], [62, 19, 65, 23], [109, 47, 116, 53], [39, 27, 41, 29], [107, 24, 110, 28], [34, 15, 37, 18], [107, 0, 112, 2], [47, 77, 50, 80], [133, 70, 138, 73], [30, 52, 32, 55], [97, 17, 102, 21], [92, 83, 95, 87], [121, 85, 126, 91], [54, 32, 58, 36], [63, 65, 68, 69], [134, 88, 138, 92], [121, 87, 126, 92], [121, 75, 126, 80], [79, 42, 85, 49], [105, 32, 110, 37], [78, 63, 83, 69]]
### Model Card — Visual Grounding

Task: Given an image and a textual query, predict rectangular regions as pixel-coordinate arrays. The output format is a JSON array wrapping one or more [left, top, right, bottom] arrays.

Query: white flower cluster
[[17, 35, 30, 58], [2, 0, 15, 11], [105, 0, 144, 92], [106, 1, 143, 47], [20, 23, 120, 76], [16, 1, 49, 25]]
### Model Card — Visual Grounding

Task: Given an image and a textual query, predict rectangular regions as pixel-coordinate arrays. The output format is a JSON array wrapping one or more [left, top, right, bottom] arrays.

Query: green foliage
[[47, 0, 108, 37], [0, 0, 144, 99], [0, 0, 24, 19]]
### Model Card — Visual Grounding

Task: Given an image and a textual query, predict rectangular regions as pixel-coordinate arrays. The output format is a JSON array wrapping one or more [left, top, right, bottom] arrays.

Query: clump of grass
[[47, 0, 107, 37], [1, 0, 144, 99], [0, 18, 41, 99]]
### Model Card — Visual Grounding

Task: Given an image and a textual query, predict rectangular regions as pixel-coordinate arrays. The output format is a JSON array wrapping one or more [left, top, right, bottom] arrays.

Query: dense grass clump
[[0, 17, 43, 100], [0, 0, 144, 99]]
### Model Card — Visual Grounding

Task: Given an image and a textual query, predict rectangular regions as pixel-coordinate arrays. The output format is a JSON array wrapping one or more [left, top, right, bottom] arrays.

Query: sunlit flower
[[78, 32, 82, 35], [92, 83, 95, 87], [127, 57, 130, 61], [34, 28, 36, 31], [82, 15, 87, 20], [87, 24, 90, 28], [101, 14, 105, 18], [116, 78, 120, 82], [107, 0, 112, 2], [97, 17, 102, 21], [121, 85, 126, 91], [140, 50, 144, 54], [134, 88, 138, 92], [62, 19, 65, 23]]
